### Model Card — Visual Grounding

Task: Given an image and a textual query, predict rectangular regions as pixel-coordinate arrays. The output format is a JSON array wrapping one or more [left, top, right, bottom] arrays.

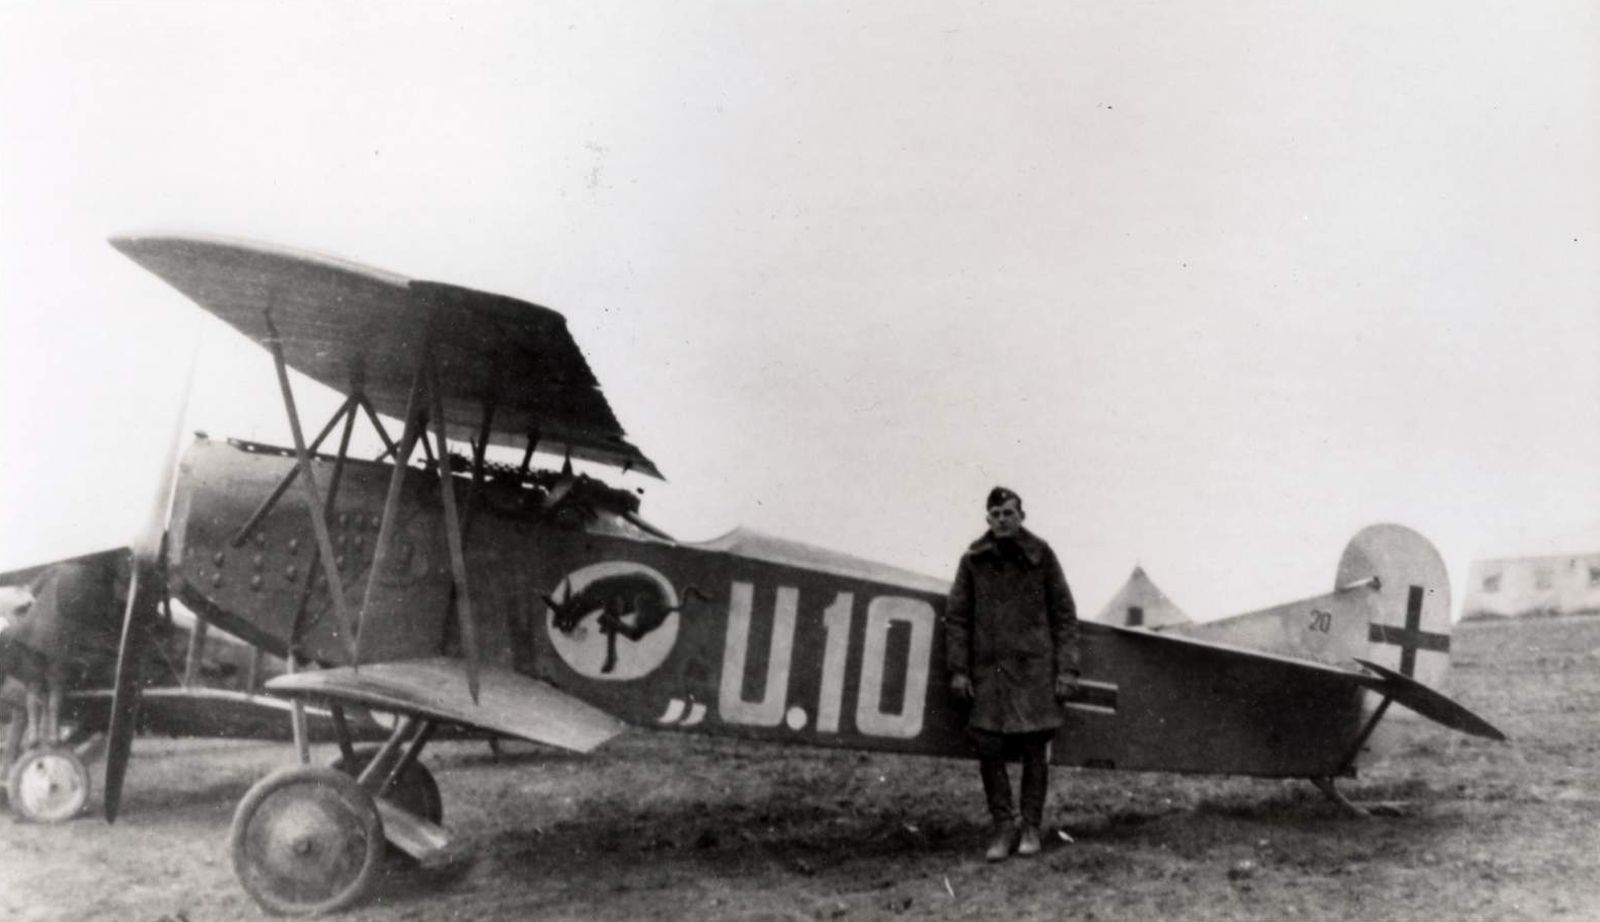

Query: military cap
[[986, 486, 1022, 511]]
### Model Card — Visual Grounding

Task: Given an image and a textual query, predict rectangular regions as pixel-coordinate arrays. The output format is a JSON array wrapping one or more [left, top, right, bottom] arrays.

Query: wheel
[[229, 766, 384, 916], [331, 746, 443, 824], [7, 745, 91, 822]]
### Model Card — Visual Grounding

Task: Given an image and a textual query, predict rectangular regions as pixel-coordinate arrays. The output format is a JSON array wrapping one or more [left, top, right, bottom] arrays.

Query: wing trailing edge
[[265, 657, 627, 753], [110, 233, 661, 479]]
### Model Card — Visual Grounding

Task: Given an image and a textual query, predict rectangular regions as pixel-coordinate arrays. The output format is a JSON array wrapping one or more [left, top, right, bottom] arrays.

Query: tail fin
[[1335, 523, 1454, 689], [1176, 524, 1490, 760]]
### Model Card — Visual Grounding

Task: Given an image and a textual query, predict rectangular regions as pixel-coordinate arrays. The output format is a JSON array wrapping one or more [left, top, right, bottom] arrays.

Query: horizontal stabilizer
[[266, 657, 627, 753], [1100, 622, 1507, 745], [1354, 658, 1507, 742]]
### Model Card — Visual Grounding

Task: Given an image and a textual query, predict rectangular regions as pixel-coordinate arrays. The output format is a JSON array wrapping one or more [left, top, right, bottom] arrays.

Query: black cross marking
[[1367, 584, 1451, 677]]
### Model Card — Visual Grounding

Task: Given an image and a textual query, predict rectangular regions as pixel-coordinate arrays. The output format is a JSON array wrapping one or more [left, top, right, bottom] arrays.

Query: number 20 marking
[[1307, 609, 1332, 633], [720, 583, 934, 739]]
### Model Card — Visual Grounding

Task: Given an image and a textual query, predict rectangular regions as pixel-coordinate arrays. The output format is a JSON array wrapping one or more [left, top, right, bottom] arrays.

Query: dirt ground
[[3, 616, 1598, 922]]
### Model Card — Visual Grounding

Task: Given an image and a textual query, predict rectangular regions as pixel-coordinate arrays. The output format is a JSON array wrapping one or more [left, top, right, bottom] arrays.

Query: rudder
[[1335, 524, 1453, 689]]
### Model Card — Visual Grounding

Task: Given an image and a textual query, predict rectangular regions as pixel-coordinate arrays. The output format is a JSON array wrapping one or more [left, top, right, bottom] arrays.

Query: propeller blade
[[130, 344, 198, 562], [104, 333, 198, 822], [102, 559, 158, 822]]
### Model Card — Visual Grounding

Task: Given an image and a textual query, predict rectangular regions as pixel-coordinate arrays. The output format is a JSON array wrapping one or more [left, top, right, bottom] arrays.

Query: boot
[[979, 758, 1013, 819], [1016, 824, 1042, 857], [984, 820, 1017, 862], [1018, 737, 1050, 832]]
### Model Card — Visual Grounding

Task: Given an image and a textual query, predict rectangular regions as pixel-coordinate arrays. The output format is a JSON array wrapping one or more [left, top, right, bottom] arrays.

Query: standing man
[[944, 486, 1080, 861]]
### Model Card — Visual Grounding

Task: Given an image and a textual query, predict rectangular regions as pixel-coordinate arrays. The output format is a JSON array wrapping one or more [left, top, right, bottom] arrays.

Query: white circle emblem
[[544, 561, 681, 681]]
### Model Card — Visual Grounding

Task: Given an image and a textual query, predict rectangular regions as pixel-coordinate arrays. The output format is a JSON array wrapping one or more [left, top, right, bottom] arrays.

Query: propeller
[[103, 341, 197, 822]]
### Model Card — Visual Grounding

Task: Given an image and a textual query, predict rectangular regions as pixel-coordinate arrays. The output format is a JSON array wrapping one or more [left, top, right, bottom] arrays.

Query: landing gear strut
[[230, 714, 444, 915], [331, 745, 442, 825]]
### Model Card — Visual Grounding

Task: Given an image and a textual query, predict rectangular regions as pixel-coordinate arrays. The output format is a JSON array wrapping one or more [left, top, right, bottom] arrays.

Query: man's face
[[986, 498, 1024, 539]]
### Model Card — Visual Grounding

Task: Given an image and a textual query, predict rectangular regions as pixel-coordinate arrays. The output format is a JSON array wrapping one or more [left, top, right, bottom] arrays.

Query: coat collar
[[967, 528, 1046, 566]]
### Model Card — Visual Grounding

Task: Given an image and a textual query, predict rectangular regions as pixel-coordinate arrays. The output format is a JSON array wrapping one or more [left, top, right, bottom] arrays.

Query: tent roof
[[1092, 566, 1192, 628]]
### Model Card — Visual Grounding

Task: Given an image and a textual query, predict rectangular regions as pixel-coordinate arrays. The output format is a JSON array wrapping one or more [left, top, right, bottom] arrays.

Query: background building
[[1461, 552, 1600, 620]]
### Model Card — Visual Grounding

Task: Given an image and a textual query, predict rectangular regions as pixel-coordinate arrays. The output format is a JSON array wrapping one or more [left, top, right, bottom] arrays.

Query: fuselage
[[169, 436, 1369, 777]]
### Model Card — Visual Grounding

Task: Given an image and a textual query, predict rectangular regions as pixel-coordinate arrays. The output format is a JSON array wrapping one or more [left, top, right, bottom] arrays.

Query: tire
[[228, 766, 384, 916], [6, 745, 91, 823]]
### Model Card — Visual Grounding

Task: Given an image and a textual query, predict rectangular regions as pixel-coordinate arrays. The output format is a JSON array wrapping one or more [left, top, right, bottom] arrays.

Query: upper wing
[[265, 657, 627, 753], [110, 233, 661, 479]]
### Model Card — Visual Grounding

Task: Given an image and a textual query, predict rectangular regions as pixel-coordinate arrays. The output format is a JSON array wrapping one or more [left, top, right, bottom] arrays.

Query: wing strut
[[358, 394, 399, 461], [286, 395, 360, 649], [353, 345, 430, 668], [306, 327, 486, 704], [264, 312, 359, 663], [427, 353, 482, 703], [284, 392, 364, 763], [228, 393, 359, 548], [418, 425, 439, 468], [518, 429, 538, 477], [464, 396, 497, 535]]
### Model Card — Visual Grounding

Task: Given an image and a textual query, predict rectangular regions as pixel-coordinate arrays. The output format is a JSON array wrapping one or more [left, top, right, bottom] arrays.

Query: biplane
[[0, 548, 393, 822], [46, 233, 1502, 915]]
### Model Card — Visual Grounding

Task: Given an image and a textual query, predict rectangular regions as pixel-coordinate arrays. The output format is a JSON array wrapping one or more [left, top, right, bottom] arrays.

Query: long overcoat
[[944, 528, 1079, 734]]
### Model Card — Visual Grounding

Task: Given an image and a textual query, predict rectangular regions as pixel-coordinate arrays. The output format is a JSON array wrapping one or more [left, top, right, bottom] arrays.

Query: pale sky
[[1, 2, 1595, 620]]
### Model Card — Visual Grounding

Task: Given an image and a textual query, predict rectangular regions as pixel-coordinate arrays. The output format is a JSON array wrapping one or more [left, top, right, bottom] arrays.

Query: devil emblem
[[542, 562, 708, 680]]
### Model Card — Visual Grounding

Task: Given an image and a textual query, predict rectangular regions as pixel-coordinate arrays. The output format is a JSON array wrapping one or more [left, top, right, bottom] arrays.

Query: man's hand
[[1054, 673, 1080, 704], [950, 673, 974, 702]]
